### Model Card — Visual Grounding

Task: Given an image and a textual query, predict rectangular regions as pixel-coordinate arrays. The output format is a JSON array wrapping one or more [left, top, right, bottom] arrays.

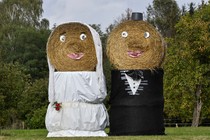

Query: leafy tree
[[25, 106, 47, 129], [164, 2, 210, 127], [1, 27, 50, 79], [0, 27, 49, 127], [146, 0, 181, 37], [0, 0, 44, 48], [18, 78, 48, 128], [0, 0, 50, 128], [0, 0, 43, 27], [0, 62, 30, 128], [40, 18, 50, 29], [0, 0, 49, 79]]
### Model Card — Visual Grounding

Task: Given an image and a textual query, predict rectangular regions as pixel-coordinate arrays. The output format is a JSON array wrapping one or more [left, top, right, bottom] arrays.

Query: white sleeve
[[48, 58, 55, 102]]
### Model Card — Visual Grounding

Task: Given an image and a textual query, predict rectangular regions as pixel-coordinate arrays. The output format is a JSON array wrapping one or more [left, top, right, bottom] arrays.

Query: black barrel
[[109, 69, 165, 135]]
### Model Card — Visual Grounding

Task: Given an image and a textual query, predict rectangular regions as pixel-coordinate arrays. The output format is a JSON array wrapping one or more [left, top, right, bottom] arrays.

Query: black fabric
[[109, 106, 165, 135], [109, 69, 164, 106], [109, 69, 165, 135], [125, 70, 143, 81]]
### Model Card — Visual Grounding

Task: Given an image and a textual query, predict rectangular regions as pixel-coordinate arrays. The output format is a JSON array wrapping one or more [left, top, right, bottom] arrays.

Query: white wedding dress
[[45, 22, 109, 137], [45, 72, 108, 137]]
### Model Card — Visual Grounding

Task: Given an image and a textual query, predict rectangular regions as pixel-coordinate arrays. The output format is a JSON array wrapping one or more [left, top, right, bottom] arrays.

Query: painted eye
[[121, 31, 128, 38], [59, 35, 66, 42], [144, 32, 150, 38], [80, 33, 87, 40]]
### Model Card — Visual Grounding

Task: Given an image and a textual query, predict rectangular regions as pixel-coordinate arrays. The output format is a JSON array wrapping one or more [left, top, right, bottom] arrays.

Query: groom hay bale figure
[[107, 12, 166, 135], [45, 22, 109, 137]]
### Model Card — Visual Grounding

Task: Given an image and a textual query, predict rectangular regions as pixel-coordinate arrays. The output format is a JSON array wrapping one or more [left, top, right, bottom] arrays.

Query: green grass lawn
[[1, 127, 210, 140]]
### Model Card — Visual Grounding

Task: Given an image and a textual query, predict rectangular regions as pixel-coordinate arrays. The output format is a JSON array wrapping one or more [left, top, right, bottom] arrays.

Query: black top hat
[[131, 12, 143, 21]]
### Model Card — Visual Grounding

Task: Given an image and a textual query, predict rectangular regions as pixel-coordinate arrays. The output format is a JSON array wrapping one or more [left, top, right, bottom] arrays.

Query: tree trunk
[[191, 84, 202, 127]]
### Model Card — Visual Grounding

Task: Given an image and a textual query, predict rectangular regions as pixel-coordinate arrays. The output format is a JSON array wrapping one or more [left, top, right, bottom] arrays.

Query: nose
[[128, 41, 143, 49], [127, 35, 150, 50], [68, 42, 83, 53]]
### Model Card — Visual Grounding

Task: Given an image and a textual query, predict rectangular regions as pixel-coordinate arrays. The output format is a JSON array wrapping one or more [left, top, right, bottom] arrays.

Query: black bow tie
[[125, 70, 144, 81]]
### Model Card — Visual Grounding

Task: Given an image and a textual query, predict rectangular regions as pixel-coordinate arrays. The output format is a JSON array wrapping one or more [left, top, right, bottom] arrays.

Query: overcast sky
[[42, 0, 208, 32]]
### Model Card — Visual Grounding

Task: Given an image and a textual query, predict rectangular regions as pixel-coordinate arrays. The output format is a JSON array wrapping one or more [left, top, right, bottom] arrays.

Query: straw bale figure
[[45, 22, 108, 137], [107, 13, 166, 135]]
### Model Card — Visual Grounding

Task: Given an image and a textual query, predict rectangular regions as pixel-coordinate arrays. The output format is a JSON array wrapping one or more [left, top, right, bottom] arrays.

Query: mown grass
[[1, 127, 210, 140]]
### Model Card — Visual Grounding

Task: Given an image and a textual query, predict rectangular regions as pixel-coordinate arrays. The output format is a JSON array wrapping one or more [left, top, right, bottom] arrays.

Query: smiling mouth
[[67, 53, 84, 60], [127, 50, 144, 58]]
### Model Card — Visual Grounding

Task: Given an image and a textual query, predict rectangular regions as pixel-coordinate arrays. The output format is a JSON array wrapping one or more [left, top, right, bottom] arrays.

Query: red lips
[[127, 50, 143, 58], [67, 53, 84, 60]]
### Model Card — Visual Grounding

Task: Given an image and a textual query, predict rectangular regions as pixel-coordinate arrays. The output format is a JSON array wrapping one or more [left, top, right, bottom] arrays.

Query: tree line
[[0, 0, 209, 129]]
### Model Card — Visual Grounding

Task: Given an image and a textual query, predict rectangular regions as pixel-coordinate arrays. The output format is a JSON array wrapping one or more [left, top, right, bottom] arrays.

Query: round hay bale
[[107, 20, 166, 70], [47, 22, 97, 71]]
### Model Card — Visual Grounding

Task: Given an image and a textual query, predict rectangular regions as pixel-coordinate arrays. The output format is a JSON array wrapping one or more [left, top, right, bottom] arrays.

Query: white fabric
[[49, 72, 106, 103], [47, 22, 107, 103], [125, 73, 141, 95], [46, 22, 108, 137], [47, 130, 107, 137], [45, 72, 109, 136]]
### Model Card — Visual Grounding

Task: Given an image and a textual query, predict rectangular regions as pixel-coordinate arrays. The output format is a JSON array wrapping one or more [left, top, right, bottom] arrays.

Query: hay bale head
[[107, 16, 165, 70], [47, 22, 97, 71]]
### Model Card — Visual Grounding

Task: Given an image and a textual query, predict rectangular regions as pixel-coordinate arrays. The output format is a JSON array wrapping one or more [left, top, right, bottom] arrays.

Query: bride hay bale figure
[[45, 22, 109, 137], [107, 12, 166, 135]]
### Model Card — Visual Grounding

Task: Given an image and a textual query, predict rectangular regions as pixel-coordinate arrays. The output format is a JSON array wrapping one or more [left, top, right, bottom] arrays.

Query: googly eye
[[80, 33, 87, 40], [59, 35, 66, 42], [121, 31, 128, 38], [144, 32, 150, 38]]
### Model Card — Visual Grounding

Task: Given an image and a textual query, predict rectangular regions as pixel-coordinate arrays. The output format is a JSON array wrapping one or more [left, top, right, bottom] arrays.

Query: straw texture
[[107, 20, 166, 70], [47, 22, 97, 71]]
